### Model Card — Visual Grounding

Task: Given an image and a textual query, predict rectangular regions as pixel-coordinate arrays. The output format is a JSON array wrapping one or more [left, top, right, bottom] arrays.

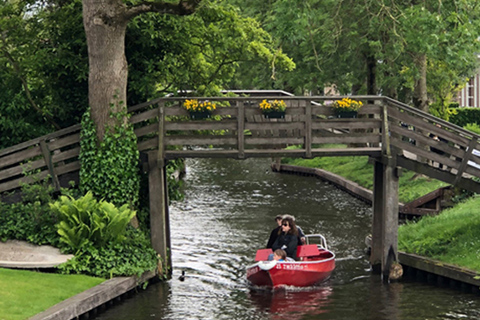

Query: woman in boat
[[272, 216, 299, 260]]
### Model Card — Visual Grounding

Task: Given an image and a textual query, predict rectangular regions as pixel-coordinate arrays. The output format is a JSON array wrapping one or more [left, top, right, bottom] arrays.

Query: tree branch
[[125, 0, 202, 21]]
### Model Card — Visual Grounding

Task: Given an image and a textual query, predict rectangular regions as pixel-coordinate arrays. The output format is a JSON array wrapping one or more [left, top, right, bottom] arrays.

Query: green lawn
[[398, 195, 480, 272], [0, 268, 104, 320], [282, 153, 448, 203]]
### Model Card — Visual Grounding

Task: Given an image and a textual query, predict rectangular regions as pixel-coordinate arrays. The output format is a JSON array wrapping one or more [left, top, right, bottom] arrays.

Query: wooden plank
[[237, 101, 245, 158], [164, 147, 382, 159], [40, 140, 60, 191], [390, 124, 464, 158], [0, 158, 46, 181], [245, 137, 303, 145], [165, 136, 237, 146], [47, 133, 81, 150], [157, 103, 165, 167], [134, 122, 157, 138], [130, 108, 158, 124], [398, 252, 480, 287], [396, 155, 480, 194], [388, 108, 470, 147], [245, 122, 304, 131], [402, 188, 443, 210], [312, 119, 382, 130], [305, 104, 312, 158], [0, 125, 80, 158], [165, 121, 237, 131], [0, 146, 42, 170], [52, 147, 80, 163], [454, 138, 477, 185], [312, 134, 382, 144]]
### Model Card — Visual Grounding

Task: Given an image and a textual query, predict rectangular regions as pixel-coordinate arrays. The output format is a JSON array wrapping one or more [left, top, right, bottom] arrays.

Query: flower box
[[189, 110, 212, 120], [259, 99, 287, 118], [335, 110, 358, 118], [263, 111, 286, 119], [183, 99, 216, 120], [331, 98, 363, 118]]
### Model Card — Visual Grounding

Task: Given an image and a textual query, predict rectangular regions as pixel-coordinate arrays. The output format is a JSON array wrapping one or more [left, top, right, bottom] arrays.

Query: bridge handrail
[[3, 95, 480, 198]]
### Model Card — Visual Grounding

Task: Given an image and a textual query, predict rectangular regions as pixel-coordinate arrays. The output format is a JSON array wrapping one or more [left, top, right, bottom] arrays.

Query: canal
[[95, 157, 480, 320]]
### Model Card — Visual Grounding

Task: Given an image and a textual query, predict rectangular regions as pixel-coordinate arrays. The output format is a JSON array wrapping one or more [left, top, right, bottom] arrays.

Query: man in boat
[[266, 215, 283, 249]]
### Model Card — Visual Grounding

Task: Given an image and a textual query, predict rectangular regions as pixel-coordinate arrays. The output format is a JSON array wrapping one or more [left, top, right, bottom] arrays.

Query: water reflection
[[249, 287, 332, 319]]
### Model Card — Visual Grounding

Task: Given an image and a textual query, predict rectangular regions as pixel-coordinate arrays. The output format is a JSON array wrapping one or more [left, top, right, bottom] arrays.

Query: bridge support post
[[147, 151, 172, 278], [371, 159, 399, 280]]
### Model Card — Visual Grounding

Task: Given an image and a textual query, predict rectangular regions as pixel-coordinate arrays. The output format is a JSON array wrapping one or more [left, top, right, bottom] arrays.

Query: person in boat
[[266, 215, 283, 249], [271, 216, 299, 260], [273, 249, 287, 262], [282, 214, 306, 245]]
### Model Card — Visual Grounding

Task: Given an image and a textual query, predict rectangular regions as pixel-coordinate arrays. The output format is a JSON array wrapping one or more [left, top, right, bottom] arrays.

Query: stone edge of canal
[[29, 164, 480, 320]]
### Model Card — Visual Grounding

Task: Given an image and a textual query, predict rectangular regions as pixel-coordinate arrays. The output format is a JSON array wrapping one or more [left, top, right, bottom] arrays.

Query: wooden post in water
[[371, 159, 399, 280], [147, 104, 172, 277]]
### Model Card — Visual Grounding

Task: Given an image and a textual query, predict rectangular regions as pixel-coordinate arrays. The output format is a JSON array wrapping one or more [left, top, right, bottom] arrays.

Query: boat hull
[[246, 258, 335, 289]]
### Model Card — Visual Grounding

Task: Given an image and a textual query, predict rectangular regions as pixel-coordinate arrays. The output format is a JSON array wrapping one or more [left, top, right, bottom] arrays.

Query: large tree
[[83, 0, 200, 140]]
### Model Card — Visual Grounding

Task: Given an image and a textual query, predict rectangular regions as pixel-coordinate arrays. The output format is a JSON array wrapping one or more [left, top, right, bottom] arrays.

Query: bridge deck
[[2, 95, 480, 197]]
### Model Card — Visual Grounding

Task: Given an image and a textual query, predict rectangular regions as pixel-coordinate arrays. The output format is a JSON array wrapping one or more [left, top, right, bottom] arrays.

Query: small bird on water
[[178, 270, 185, 281]]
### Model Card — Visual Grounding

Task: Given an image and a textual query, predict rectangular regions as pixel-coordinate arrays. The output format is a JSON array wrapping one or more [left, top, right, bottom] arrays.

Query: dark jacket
[[272, 233, 298, 259], [266, 226, 281, 249]]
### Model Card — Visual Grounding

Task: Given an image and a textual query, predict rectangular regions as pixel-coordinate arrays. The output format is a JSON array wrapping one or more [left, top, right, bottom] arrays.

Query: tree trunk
[[366, 55, 377, 96], [413, 53, 428, 112], [412, 53, 429, 163], [83, 0, 129, 140]]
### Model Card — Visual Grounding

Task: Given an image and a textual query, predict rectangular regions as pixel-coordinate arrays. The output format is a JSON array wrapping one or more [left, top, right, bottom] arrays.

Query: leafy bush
[[50, 192, 136, 252], [58, 227, 159, 278], [79, 107, 140, 208], [0, 180, 59, 245], [449, 107, 480, 127]]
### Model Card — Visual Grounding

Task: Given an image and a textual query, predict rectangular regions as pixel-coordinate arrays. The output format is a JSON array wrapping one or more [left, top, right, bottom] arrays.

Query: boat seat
[[255, 249, 273, 261], [296, 244, 320, 258]]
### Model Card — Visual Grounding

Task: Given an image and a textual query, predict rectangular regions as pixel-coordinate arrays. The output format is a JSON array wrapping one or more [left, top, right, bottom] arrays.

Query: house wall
[[458, 74, 480, 107]]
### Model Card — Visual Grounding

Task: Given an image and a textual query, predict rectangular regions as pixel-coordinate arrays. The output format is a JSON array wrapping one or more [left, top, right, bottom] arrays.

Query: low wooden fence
[[2, 95, 480, 199]]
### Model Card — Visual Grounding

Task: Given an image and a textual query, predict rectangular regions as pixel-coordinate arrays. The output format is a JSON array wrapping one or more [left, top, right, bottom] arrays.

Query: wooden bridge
[[2, 95, 480, 279]]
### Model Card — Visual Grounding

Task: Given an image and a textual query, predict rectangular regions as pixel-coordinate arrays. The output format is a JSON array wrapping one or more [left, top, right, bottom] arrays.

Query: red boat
[[246, 234, 335, 289]]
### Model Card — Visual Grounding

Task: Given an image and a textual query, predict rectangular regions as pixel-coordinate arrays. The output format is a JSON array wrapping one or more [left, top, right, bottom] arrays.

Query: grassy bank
[[282, 154, 447, 203], [0, 268, 104, 320], [398, 195, 480, 272]]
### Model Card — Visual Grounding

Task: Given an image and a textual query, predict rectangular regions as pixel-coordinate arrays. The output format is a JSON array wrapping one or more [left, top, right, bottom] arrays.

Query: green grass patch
[[398, 195, 480, 272], [0, 268, 104, 320], [282, 148, 447, 203]]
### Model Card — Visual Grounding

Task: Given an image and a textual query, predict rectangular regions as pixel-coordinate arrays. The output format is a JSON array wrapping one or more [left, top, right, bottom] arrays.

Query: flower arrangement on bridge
[[183, 99, 216, 119], [259, 99, 287, 113], [331, 98, 363, 112], [183, 99, 217, 113]]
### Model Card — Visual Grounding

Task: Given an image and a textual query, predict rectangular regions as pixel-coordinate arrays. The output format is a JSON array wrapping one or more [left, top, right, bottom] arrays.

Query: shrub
[[58, 227, 159, 278], [449, 107, 480, 127], [50, 192, 136, 252]]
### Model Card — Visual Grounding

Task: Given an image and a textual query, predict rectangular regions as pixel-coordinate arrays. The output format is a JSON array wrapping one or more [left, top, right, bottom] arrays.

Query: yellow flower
[[183, 99, 216, 113], [332, 98, 363, 112], [259, 99, 286, 112]]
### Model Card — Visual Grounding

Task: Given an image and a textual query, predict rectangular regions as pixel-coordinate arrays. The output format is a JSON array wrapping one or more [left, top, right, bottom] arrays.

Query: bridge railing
[[130, 96, 384, 159], [385, 98, 480, 184], [3, 95, 480, 197]]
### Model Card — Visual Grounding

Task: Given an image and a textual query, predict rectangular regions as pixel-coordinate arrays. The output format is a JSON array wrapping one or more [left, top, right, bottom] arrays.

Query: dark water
[[95, 158, 480, 320]]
